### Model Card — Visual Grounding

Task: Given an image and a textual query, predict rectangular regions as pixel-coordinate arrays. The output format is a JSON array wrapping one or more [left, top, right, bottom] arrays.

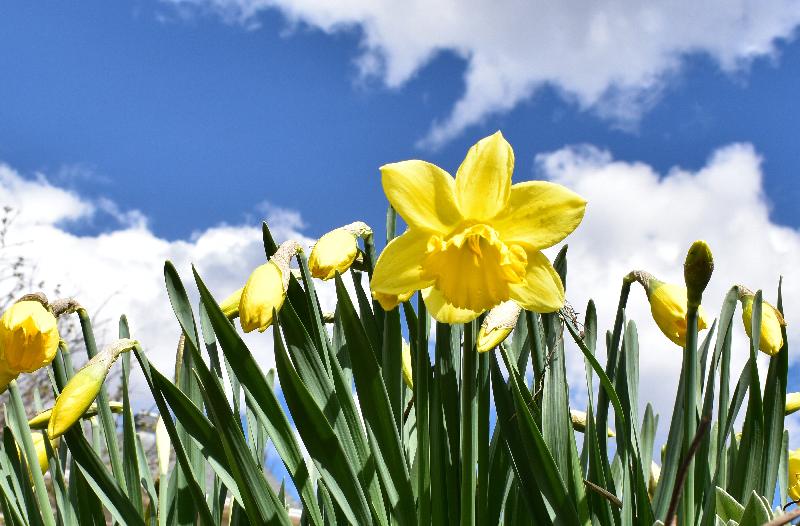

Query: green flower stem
[[416, 295, 431, 524], [460, 321, 477, 526], [78, 308, 126, 490], [680, 304, 699, 525], [7, 380, 56, 526], [476, 350, 490, 525]]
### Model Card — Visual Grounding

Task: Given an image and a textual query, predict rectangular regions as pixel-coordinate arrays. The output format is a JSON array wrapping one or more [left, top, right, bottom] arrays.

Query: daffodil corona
[[371, 132, 586, 323]]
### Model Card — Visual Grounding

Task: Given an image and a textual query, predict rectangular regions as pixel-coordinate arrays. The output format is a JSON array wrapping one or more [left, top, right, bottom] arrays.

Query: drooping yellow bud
[[0, 301, 60, 374], [787, 392, 800, 416], [646, 280, 709, 347], [477, 301, 521, 353], [239, 241, 301, 333], [16, 431, 58, 474], [739, 290, 786, 356], [219, 287, 243, 319], [570, 409, 615, 437], [309, 222, 371, 281], [789, 448, 800, 503], [155, 416, 171, 476], [401, 340, 413, 390], [648, 461, 661, 500], [48, 339, 137, 438], [29, 401, 124, 430]]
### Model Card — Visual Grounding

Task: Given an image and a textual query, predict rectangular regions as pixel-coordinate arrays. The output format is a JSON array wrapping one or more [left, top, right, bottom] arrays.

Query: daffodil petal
[[380, 160, 462, 233], [455, 131, 513, 221], [494, 181, 587, 250], [371, 229, 434, 299], [422, 287, 481, 324], [508, 248, 564, 313]]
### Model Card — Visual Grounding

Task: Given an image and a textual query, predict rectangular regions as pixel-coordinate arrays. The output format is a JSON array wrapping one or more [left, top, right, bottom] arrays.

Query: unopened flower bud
[[155, 416, 171, 476], [219, 287, 243, 319], [684, 240, 713, 308], [477, 301, 521, 353], [787, 392, 800, 416], [401, 340, 413, 390], [0, 301, 60, 374], [240, 241, 301, 333], [738, 288, 786, 356], [648, 462, 661, 500], [309, 222, 371, 281], [17, 431, 58, 475], [570, 409, 615, 437], [48, 339, 137, 438], [28, 401, 123, 430], [789, 448, 800, 502]]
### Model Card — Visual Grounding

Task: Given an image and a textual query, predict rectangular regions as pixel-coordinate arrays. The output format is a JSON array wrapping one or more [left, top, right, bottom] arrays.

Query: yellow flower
[[647, 281, 709, 347], [49, 339, 137, 438], [219, 287, 243, 319], [371, 131, 586, 322], [787, 392, 800, 416], [789, 448, 800, 502], [0, 301, 60, 374], [741, 293, 786, 356], [477, 300, 521, 353], [17, 432, 58, 474], [28, 401, 124, 429], [239, 240, 301, 333], [309, 222, 371, 281], [401, 340, 413, 389]]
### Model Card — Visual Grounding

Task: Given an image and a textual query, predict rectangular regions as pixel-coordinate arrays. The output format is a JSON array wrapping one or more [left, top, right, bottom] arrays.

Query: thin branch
[[763, 508, 800, 526]]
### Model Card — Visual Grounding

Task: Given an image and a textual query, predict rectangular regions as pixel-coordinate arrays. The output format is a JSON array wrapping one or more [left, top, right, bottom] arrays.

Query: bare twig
[[664, 416, 712, 526], [763, 507, 800, 526]]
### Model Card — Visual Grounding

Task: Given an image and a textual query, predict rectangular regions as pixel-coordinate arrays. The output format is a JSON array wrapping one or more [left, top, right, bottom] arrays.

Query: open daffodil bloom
[[370, 131, 586, 322]]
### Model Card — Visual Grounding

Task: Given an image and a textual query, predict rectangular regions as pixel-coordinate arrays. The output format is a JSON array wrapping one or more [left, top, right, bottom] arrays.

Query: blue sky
[[2, 1, 799, 241], [1, 0, 799, 490]]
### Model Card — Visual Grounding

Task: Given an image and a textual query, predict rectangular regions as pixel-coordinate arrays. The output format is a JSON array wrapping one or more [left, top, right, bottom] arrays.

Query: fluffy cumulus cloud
[[165, 0, 800, 145], [537, 143, 800, 445], [0, 163, 341, 408]]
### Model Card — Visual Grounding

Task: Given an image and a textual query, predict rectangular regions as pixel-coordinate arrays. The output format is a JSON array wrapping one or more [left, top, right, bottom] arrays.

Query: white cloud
[[536, 143, 800, 447], [164, 0, 800, 145]]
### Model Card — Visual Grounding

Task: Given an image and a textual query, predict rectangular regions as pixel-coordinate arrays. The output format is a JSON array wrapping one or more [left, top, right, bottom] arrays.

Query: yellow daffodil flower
[[0, 300, 60, 374], [477, 300, 522, 353], [787, 392, 800, 415], [628, 271, 709, 347], [239, 241, 302, 333], [401, 340, 413, 390], [570, 409, 615, 437], [739, 290, 786, 356], [370, 131, 586, 323], [49, 339, 137, 438], [789, 448, 800, 502], [309, 222, 372, 280], [219, 287, 243, 319]]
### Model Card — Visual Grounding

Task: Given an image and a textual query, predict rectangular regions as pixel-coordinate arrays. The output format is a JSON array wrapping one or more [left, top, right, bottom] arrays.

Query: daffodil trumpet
[[626, 270, 709, 347], [48, 338, 138, 438], [737, 286, 786, 356], [309, 221, 372, 280], [370, 131, 586, 323]]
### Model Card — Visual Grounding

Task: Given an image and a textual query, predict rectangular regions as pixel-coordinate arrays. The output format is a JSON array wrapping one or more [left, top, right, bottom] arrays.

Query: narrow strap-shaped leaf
[[761, 280, 788, 498]]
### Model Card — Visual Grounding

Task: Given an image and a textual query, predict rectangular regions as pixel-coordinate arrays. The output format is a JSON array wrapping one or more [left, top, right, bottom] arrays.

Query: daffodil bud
[[683, 240, 713, 308], [48, 339, 137, 438], [219, 287, 243, 319], [787, 392, 800, 416], [240, 241, 301, 333], [155, 416, 171, 476], [309, 222, 372, 281], [477, 301, 521, 353], [28, 401, 123, 430], [648, 461, 661, 500], [569, 409, 615, 437], [15, 431, 58, 475], [0, 300, 60, 374], [401, 340, 413, 389], [789, 448, 800, 503], [630, 271, 709, 347], [738, 288, 786, 356]]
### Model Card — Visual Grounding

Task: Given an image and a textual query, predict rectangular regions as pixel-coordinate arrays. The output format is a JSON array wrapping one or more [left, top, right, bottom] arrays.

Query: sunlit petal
[[381, 160, 462, 233], [422, 287, 481, 324], [371, 229, 434, 302], [508, 248, 564, 312], [494, 181, 586, 250], [455, 131, 513, 221]]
